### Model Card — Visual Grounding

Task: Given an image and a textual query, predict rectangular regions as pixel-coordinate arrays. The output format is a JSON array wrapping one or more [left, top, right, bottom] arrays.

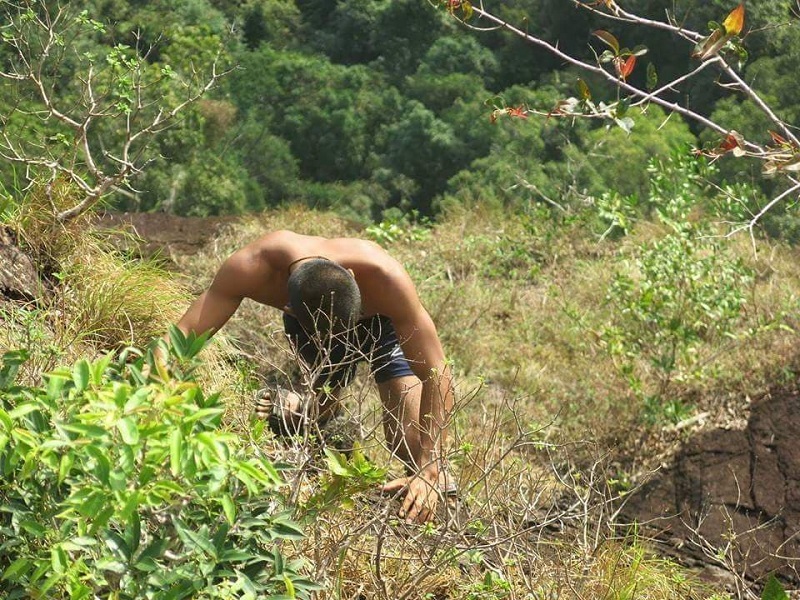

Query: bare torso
[[225, 230, 411, 319]]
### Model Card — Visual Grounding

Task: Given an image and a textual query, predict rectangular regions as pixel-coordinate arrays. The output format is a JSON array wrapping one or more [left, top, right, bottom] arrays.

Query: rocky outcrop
[[95, 211, 240, 265], [625, 390, 800, 585], [0, 227, 40, 301]]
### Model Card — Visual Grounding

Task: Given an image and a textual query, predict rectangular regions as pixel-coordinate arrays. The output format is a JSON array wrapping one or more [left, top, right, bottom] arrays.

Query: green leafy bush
[[601, 171, 754, 420], [0, 330, 319, 599]]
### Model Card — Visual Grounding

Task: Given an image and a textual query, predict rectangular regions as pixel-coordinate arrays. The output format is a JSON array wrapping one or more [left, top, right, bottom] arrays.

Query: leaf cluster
[[0, 330, 319, 599]]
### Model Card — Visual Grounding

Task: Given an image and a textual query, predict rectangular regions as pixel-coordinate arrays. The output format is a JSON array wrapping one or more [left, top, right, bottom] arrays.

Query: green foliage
[[464, 571, 511, 600], [761, 574, 789, 600], [568, 106, 697, 200], [0, 329, 318, 599], [302, 446, 386, 515], [602, 175, 754, 417], [365, 209, 431, 246]]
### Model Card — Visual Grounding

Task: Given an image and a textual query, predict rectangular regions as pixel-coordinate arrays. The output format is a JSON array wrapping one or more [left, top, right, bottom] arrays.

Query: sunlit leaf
[[592, 30, 619, 55], [117, 416, 139, 445], [1, 557, 31, 581], [722, 3, 745, 36], [692, 28, 728, 60], [170, 428, 183, 476], [73, 359, 90, 391], [577, 78, 592, 101], [221, 493, 236, 525]]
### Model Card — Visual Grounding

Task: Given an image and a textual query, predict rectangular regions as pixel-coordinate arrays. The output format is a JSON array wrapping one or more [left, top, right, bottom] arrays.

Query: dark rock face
[[0, 227, 40, 301], [625, 391, 800, 584], [95, 212, 239, 265]]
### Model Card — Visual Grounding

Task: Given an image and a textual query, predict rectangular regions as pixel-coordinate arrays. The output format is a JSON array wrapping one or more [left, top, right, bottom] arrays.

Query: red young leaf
[[620, 55, 636, 79], [507, 105, 528, 119], [768, 130, 790, 146], [718, 130, 745, 155]]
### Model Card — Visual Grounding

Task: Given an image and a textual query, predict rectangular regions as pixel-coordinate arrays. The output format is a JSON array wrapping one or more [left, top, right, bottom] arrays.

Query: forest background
[[2, 0, 800, 598], [4, 0, 799, 229]]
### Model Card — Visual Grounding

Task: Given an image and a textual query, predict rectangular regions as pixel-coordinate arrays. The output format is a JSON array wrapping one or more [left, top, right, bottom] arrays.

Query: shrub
[[0, 329, 319, 599]]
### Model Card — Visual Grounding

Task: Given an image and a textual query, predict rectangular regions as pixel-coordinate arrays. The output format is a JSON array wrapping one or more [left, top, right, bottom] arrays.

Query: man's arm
[[375, 265, 454, 522], [392, 308, 453, 480], [170, 252, 257, 347]]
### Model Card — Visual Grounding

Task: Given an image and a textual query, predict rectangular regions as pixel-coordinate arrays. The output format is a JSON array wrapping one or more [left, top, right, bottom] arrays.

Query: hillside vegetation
[[3, 0, 800, 598], [3, 194, 800, 598]]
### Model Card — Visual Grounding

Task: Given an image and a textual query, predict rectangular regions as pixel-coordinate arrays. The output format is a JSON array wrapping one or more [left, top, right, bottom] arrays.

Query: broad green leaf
[[95, 558, 127, 574], [86, 445, 111, 485], [117, 416, 140, 445], [90, 353, 113, 385], [20, 519, 47, 537], [124, 513, 141, 555], [234, 459, 274, 485], [72, 359, 91, 391], [195, 432, 230, 463], [8, 402, 40, 420], [39, 571, 64, 596], [170, 428, 183, 476], [183, 407, 225, 424], [174, 520, 217, 558], [51, 545, 68, 574], [61, 423, 109, 440], [109, 468, 127, 491], [0, 408, 11, 432], [120, 490, 140, 520], [646, 62, 658, 90], [270, 519, 305, 541], [58, 452, 74, 484], [1, 557, 31, 580], [324, 448, 350, 477], [221, 493, 236, 525], [46, 372, 69, 399], [104, 529, 131, 561], [762, 574, 789, 600]]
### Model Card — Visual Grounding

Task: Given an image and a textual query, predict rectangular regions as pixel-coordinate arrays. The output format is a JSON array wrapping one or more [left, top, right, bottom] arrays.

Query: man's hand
[[381, 473, 440, 524]]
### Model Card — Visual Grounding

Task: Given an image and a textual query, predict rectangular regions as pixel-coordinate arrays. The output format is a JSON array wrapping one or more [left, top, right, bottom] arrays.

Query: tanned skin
[[174, 230, 454, 523]]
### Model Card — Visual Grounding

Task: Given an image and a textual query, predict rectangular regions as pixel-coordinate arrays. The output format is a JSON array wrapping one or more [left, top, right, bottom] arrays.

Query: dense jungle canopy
[[2, 0, 799, 234]]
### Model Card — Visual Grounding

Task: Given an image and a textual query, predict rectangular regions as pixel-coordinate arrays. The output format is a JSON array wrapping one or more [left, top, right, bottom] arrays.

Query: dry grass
[[9, 198, 800, 598]]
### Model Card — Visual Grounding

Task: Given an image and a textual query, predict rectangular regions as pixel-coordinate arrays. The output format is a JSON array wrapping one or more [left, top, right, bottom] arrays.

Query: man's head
[[287, 258, 361, 337]]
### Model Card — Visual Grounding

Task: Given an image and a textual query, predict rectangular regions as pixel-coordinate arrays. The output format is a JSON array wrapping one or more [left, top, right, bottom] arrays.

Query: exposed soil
[[94, 211, 242, 268], [625, 387, 800, 588]]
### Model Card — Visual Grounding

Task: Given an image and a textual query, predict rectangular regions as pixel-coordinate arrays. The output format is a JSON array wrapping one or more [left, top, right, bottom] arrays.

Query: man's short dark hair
[[287, 259, 361, 336]]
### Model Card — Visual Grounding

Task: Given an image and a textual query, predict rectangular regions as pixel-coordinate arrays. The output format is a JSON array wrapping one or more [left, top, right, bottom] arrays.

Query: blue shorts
[[283, 313, 415, 388]]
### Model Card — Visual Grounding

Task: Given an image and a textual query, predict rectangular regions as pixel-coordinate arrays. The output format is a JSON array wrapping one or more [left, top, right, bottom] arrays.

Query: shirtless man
[[173, 230, 454, 523]]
